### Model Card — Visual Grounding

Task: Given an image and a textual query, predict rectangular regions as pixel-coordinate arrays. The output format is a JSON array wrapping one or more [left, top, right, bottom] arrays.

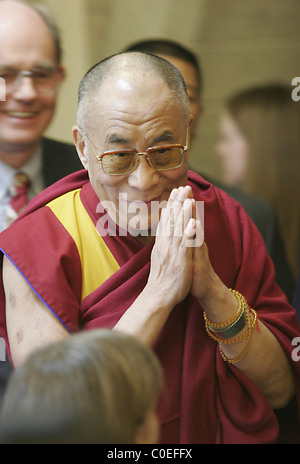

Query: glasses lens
[[149, 147, 184, 171], [102, 152, 138, 175], [0, 68, 60, 94], [0, 69, 17, 90], [33, 69, 60, 93]]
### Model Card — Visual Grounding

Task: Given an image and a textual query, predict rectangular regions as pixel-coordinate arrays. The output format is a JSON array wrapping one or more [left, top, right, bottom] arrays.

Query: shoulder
[[41, 138, 83, 186], [42, 137, 77, 156]]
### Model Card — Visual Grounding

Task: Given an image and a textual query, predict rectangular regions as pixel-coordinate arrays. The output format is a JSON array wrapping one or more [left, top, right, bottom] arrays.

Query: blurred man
[[0, 0, 82, 405], [0, 0, 82, 231]]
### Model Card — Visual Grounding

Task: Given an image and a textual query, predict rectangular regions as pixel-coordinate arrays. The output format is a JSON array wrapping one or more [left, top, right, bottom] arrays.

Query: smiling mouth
[[5, 112, 37, 118]]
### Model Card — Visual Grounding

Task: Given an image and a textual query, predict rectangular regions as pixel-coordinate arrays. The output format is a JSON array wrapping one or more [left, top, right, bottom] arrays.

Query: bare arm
[[3, 257, 70, 367]]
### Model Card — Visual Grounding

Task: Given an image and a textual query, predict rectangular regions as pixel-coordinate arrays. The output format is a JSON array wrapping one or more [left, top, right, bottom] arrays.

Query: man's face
[[74, 74, 190, 242], [0, 6, 63, 156]]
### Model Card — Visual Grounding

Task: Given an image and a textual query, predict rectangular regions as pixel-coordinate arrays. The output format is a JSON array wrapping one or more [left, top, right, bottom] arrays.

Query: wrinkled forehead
[[86, 73, 186, 130], [99, 71, 173, 104]]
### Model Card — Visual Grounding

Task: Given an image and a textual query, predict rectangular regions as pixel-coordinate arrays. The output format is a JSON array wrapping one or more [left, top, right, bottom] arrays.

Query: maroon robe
[[0, 169, 300, 444]]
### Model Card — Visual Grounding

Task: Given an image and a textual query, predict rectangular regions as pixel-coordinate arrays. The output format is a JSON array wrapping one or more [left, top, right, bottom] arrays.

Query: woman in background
[[216, 83, 300, 281]]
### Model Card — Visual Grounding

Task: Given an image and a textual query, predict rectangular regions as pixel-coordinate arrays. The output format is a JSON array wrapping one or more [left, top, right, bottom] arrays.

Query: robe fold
[[0, 169, 300, 444]]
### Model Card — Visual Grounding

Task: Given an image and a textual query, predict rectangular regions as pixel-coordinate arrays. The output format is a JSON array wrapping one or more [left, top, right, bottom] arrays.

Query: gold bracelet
[[203, 289, 245, 330], [202, 287, 258, 363], [205, 304, 251, 344]]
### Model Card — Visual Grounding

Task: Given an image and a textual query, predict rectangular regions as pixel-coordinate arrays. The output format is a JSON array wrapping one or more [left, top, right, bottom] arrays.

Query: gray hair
[[77, 51, 190, 132], [0, 329, 163, 444]]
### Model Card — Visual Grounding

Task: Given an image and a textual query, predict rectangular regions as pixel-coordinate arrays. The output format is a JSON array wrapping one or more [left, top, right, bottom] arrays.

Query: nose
[[12, 76, 38, 102], [128, 155, 160, 191]]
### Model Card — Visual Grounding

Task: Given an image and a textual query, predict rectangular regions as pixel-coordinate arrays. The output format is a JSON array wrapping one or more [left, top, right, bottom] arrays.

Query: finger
[[183, 218, 204, 248], [184, 217, 197, 238], [157, 187, 194, 237], [194, 219, 205, 247], [177, 185, 193, 202], [159, 189, 183, 237], [174, 198, 193, 238]]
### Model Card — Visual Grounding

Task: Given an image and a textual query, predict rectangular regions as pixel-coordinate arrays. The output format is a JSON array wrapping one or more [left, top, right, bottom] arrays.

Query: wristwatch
[[209, 309, 246, 340]]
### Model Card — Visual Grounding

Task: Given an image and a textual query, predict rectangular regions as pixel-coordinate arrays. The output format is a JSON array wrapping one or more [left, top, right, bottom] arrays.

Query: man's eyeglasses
[[0, 66, 64, 95], [84, 129, 189, 176]]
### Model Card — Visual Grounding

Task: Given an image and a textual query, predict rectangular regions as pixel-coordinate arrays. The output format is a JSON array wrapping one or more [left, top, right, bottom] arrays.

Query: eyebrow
[[106, 131, 176, 146], [106, 134, 130, 145], [0, 62, 57, 72], [152, 131, 175, 144]]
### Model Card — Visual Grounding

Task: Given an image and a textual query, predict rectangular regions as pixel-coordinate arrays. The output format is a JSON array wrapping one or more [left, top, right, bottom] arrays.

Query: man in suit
[[0, 0, 82, 231], [125, 39, 294, 301], [0, 0, 82, 402]]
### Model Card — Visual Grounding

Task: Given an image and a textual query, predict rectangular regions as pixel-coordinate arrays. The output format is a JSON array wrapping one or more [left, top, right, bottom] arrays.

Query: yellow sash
[[47, 189, 120, 302]]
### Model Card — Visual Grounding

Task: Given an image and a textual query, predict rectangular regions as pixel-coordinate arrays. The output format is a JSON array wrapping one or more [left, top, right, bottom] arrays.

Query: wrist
[[199, 281, 237, 323], [204, 289, 258, 364], [142, 283, 175, 313]]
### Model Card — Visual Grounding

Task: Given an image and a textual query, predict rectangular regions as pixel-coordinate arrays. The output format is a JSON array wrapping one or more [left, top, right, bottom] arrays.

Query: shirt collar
[[0, 145, 44, 200]]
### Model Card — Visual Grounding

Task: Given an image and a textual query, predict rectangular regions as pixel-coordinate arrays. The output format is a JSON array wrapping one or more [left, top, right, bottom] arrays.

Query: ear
[[72, 125, 88, 169], [58, 66, 66, 82]]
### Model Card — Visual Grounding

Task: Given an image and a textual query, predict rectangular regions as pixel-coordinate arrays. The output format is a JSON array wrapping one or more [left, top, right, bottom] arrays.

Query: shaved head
[[77, 52, 190, 132]]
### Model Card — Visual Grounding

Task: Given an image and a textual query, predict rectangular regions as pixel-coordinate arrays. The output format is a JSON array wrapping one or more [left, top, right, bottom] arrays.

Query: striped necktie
[[7, 172, 30, 225]]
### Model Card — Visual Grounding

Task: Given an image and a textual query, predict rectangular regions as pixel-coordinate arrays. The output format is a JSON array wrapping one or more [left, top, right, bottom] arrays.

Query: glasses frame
[[0, 66, 64, 95], [84, 127, 189, 176]]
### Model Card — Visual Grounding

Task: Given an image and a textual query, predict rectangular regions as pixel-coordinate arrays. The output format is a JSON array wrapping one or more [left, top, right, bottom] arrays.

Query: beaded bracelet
[[218, 308, 257, 363], [203, 288, 258, 363], [203, 289, 245, 330]]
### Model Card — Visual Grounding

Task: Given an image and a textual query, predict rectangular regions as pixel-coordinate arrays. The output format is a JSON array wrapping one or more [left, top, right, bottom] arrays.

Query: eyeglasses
[[0, 66, 63, 94], [84, 129, 189, 176]]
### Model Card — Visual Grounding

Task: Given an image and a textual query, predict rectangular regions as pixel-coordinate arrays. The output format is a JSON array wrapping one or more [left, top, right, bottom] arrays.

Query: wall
[[31, 0, 300, 181]]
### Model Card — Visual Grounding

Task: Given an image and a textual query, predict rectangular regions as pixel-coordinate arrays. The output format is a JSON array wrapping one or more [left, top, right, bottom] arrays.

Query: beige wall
[[31, 0, 300, 181]]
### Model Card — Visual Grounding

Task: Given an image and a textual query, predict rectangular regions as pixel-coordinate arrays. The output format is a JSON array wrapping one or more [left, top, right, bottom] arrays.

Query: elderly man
[[0, 0, 82, 405], [0, 52, 299, 444], [124, 39, 294, 301]]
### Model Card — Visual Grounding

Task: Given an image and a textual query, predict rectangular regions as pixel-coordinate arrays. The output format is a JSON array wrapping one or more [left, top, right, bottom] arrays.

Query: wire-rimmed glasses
[[84, 128, 189, 176]]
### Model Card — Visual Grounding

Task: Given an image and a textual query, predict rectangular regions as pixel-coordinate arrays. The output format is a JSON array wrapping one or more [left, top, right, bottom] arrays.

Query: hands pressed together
[[148, 185, 223, 310]]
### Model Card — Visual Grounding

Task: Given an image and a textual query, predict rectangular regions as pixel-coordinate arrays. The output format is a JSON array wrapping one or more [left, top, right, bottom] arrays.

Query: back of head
[[77, 51, 190, 131], [124, 39, 202, 94], [0, 330, 163, 444]]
